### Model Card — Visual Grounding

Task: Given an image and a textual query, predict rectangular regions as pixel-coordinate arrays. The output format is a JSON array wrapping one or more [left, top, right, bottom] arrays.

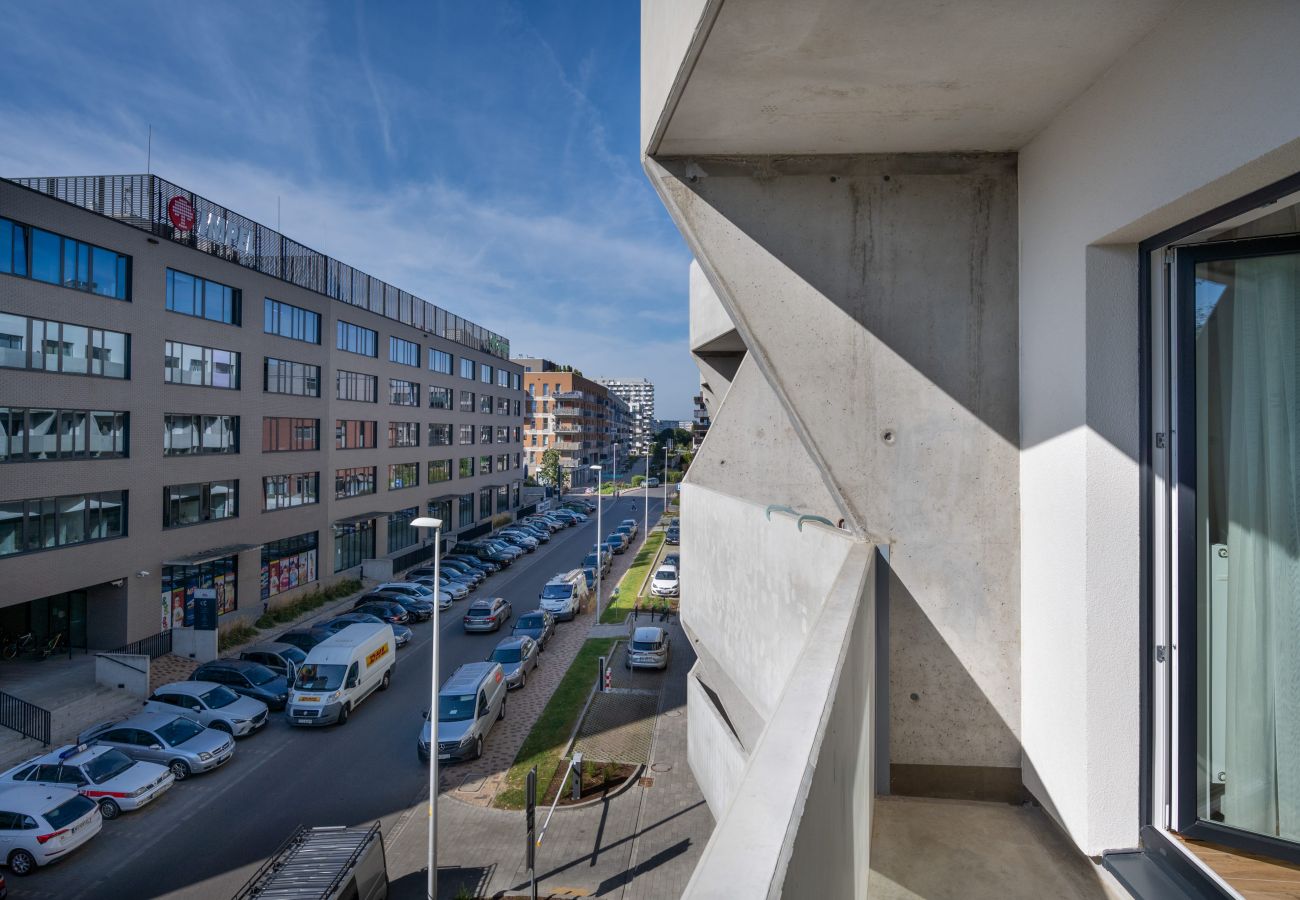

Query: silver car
[[79, 712, 235, 781], [488, 636, 540, 689], [462, 597, 512, 633], [144, 681, 270, 737], [412, 576, 468, 600], [625, 626, 671, 670]]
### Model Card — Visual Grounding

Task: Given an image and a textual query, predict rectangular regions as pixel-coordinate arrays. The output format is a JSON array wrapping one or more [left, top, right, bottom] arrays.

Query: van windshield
[[296, 663, 347, 691], [541, 584, 573, 600], [439, 694, 476, 722]]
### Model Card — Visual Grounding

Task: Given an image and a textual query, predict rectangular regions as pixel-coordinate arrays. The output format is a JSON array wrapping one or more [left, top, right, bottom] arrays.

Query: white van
[[288, 624, 396, 727], [539, 569, 588, 621]]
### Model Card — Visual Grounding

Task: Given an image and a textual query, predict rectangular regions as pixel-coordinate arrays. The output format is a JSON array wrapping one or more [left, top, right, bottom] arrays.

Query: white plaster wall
[[686, 671, 748, 817], [689, 259, 736, 351], [1019, 0, 1300, 854], [681, 485, 853, 720]]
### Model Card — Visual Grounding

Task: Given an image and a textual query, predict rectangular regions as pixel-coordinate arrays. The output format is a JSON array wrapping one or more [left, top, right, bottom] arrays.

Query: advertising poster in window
[[260, 564, 270, 601], [175, 587, 192, 628], [160, 592, 170, 631], [216, 571, 236, 615], [306, 549, 317, 584], [269, 559, 280, 595], [288, 555, 300, 589]]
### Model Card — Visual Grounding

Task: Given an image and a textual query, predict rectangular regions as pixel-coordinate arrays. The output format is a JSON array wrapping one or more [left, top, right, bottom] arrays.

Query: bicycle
[[41, 632, 65, 659], [1, 632, 36, 660]]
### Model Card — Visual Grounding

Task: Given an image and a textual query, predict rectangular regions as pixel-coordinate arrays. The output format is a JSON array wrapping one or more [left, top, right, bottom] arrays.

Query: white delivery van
[[538, 569, 588, 621], [288, 624, 396, 727]]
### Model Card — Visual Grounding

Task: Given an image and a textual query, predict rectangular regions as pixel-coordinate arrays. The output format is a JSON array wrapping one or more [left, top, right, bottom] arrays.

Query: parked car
[[646, 477, 660, 488], [239, 642, 307, 683], [358, 590, 433, 622], [662, 553, 680, 569], [375, 581, 438, 602], [145, 681, 270, 735], [584, 551, 612, 575], [515, 523, 551, 542], [322, 613, 412, 648], [497, 531, 537, 552], [276, 629, 331, 655], [351, 599, 410, 626], [581, 567, 596, 591], [480, 539, 523, 561], [79, 712, 235, 781], [665, 527, 680, 546], [488, 636, 540, 689], [189, 660, 289, 710], [604, 536, 627, 555], [453, 542, 513, 568], [462, 597, 513, 633], [650, 564, 680, 598], [626, 626, 672, 670], [422, 661, 507, 762], [413, 576, 467, 600], [413, 563, 481, 586], [511, 609, 555, 650], [615, 524, 636, 543], [0, 784, 101, 875], [236, 824, 387, 900], [620, 519, 639, 537], [539, 571, 586, 622], [446, 552, 502, 573], [526, 517, 564, 534], [288, 624, 396, 727], [1, 744, 173, 821]]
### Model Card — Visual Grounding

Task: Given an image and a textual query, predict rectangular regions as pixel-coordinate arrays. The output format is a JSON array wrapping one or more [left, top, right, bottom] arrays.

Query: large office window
[[429, 459, 452, 483], [479, 455, 492, 476], [389, 336, 420, 367], [264, 357, 320, 397], [496, 484, 509, 512], [336, 370, 377, 402], [388, 462, 418, 490], [479, 425, 493, 445], [458, 424, 475, 445], [479, 394, 493, 415], [335, 466, 377, 499], [335, 420, 377, 450], [263, 298, 320, 344], [262, 417, 319, 452], [480, 363, 493, 384], [428, 423, 452, 447], [165, 269, 240, 325], [387, 507, 420, 553], [496, 426, 510, 444], [1, 408, 127, 461], [459, 457, 474, 478], [429, 386, 453, 410], [388, 421, 420, 448], [479, 487, 493, 519], [429, 349, 452, 374], [261, 531, 318, 600], [332, 519, 375, 572], [164, 413, 238, 455], [336, 321, 377, 356], [459, 357, 475, 380], [497, 369, 510, 388], [389, 378, 419, 406], [0, 313, 129, 378], [164, 341, 239, 389], [497, 397, 511, 416], [0, 217, 130, 300], [496, 454, 510, 473], [163, 480, 238, 528], [263, 472, 319, 511], [0, 491, 126, 556], [458, 494, 475, 527], [459, 390, 475, 412]]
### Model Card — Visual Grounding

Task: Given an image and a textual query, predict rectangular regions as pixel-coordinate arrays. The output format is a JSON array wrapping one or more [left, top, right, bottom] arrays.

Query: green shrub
[[631, 474, 645, 486], [218, 623, 259, 652], [256, 578, 362, 629]]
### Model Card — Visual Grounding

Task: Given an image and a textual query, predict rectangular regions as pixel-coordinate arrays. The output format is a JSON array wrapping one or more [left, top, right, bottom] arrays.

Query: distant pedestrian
[[633, 600, 640, 621]]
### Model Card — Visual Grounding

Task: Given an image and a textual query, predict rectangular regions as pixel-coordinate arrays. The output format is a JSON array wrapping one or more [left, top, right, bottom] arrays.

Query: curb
[[550, 763, 646, 811]]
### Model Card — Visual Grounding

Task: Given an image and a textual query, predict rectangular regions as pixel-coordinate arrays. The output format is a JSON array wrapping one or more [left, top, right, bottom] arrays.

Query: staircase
[[0, 685, 142, 770]]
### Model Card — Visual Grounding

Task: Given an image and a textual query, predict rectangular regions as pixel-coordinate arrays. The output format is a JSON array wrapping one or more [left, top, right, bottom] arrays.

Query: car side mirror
[[149, 744, 162, 750], [346, 677, 358, 689], [422, 711, 429, 720]]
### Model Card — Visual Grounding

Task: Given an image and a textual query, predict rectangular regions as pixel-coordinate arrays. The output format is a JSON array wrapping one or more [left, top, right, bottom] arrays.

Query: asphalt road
[[17, 493, 663, 900]]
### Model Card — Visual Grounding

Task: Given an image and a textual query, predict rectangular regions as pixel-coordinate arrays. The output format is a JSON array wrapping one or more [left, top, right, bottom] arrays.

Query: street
[[21, 493, 662, 900]]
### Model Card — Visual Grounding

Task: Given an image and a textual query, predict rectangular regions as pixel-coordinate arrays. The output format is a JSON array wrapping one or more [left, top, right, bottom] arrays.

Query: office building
[[597, 376, 655, 454], [0, 174, 524, 650], [644, 1, 1300, 897], [516, 358, 621, 486]]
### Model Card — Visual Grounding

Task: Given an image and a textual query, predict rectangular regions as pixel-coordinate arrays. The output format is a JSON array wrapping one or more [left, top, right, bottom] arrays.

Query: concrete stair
[[0, 684, 142, 770]]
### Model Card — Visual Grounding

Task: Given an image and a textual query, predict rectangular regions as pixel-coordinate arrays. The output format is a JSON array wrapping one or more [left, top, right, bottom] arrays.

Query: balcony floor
[[868, 796, 1129, 900]]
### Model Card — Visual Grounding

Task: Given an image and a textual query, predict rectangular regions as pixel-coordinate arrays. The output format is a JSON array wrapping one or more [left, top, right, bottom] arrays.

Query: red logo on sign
[[167, 196, 196, 231]]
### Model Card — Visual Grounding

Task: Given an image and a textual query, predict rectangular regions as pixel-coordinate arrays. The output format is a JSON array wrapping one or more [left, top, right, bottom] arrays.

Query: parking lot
[[11, 493, 661, 899]]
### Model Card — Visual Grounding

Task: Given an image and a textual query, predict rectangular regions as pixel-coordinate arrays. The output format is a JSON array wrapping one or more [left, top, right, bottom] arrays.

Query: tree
[[537, 448, 568, 491]]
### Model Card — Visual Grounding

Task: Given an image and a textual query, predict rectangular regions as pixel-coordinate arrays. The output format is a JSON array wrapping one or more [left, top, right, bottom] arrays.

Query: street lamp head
[[411, 517, 443, 529], [590, 465, 602, 471]]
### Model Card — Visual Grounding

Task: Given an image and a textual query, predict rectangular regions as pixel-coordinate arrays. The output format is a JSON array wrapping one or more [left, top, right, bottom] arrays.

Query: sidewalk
[[384, 616, 713, 899]]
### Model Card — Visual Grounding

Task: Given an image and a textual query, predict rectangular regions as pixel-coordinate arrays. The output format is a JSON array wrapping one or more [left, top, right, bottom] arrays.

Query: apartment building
[[597, 376, 654, 454], [517, 358, 619, 486], [645, 1, 1300, 898], [692, 395, 709, 451], [0, 174, 524, 651]]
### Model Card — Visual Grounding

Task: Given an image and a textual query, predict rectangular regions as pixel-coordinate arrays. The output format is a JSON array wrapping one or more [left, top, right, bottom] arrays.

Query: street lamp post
[[590, 464, 602, 619], [410, 515, 443, 900], [643, 451, 649, 544]]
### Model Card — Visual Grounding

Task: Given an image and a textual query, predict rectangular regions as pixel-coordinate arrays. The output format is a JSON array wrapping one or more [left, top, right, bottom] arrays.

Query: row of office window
[[0, 312, 129, 378], [264, 357, 321, 397], [389, 336, 419, 367], [389, 422, 420, 448], [163, 480, 238, 529], [460, 391, 519, 416], [164, 341, 239, 389], [0, 408, 128, 461], [336, 466, 376, 499], [264, 298, 320, 344], [0, 216, 130, 300], [388, 462, 418, 490], [336, 419, 377, 450], [389, 379, 419, 406], [337, 370, 377, 403], [336, 321, 377, 357], [0, 490, 127, 557], [166, 269, 240, 325], [263, 417, 319, 452], [164, 413, 238, 456], [263, 473, 319, 511]]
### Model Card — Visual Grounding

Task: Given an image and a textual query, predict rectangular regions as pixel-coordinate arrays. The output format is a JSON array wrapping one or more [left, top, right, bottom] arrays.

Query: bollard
[[597, 655, 607, 692], [571, 752, 584, 802]]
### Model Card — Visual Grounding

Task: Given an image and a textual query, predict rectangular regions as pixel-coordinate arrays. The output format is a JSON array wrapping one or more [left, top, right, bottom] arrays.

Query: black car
[[358, 591, 433, 622], [511, 609, 556, 650], [239, 642, 308, 681], [445, 554, 499, 574], [665, 528, 680, 546], [277, 628, 331, 655], [190, 659, 289, 710], [353, 599, 410, 625]]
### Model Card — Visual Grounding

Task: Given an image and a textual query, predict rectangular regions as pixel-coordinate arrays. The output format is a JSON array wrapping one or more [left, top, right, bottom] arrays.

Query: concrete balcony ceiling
[[644, 0, 1176, 156]]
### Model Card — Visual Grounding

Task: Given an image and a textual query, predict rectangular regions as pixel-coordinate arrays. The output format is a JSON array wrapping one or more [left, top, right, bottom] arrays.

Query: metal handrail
[[0, 690, 51, 744], [94, 653, 148, 675], [108, 629, 173, 659]]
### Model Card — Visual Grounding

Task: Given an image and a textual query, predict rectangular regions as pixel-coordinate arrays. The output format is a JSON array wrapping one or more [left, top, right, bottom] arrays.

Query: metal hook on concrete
[[796, 515, 836, 531], [765, 504, 797, 521]]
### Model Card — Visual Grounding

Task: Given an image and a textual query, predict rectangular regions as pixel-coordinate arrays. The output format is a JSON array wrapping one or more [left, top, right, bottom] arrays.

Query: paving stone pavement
[[571, 691, 659, 764], [149, 653, 199, 691]]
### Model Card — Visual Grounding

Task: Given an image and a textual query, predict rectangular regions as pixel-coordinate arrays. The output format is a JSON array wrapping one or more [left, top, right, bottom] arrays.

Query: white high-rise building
[[597, 377, 655, 454]]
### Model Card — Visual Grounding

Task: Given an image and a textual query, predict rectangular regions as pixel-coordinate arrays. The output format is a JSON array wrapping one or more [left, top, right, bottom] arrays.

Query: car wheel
[[380, 670, 392, 692], [8, 848, 36, 876], [519, 669, 527, 688], [473, 735, 484, 759], [169, 759, 191, 781], [211, 721, 233, 734], [98, 797, 121, 820], [338, 704, 350, 725]]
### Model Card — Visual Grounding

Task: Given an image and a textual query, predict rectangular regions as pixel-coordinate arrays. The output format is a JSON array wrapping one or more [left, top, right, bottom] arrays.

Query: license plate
[[298, 696, 320, 703], [437, 754, 450, 761]]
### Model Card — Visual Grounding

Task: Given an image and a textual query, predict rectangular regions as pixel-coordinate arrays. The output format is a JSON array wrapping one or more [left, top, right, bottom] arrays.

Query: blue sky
[[0, 1, 696, 418]]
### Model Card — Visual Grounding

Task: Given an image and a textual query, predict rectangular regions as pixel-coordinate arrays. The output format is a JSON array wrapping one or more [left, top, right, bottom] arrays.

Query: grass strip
[[599, 531, 665, 624], [494, 636, 617, 810]]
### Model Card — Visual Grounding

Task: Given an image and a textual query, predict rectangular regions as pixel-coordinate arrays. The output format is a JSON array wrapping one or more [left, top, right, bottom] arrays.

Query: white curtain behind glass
[[1221, 253, 1300, 840]]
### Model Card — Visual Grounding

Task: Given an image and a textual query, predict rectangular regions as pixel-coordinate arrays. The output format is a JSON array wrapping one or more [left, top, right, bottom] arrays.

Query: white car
[[144, 681, 269, 737], [2, 743, 174, 820], [0, 783, 102, 875], [650, 564, 680, 598]]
